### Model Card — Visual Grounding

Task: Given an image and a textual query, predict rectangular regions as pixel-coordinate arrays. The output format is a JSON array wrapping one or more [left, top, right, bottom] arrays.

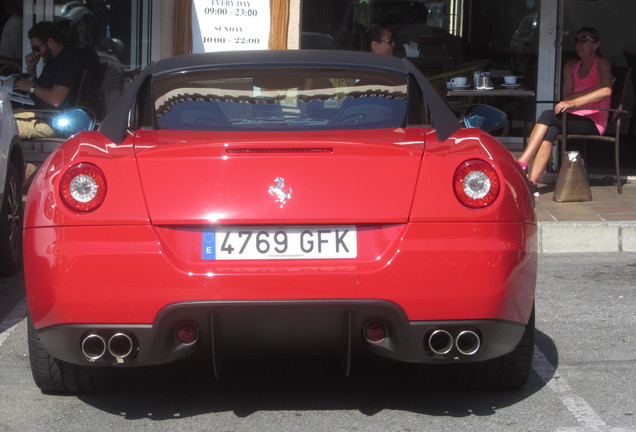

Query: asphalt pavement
[[1, 253, 634, 431]]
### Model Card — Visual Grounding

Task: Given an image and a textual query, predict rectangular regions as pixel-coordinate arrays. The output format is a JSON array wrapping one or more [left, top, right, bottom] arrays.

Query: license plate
[[202, 226, 357, 260]]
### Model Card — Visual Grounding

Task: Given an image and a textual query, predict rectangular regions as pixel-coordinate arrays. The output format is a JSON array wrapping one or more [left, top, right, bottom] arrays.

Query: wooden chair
[[76, 62, 108, 120], [623, 52, 636, 136], [557, 66, 631, 193], [0, 61, 21, 76]]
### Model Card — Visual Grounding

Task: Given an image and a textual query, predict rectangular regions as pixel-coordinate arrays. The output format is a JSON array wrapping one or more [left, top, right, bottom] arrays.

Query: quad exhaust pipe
[[108, 333, 134, 362], [455, 330, 480, 356], [81, 334, 107, 361], [428, 329, 453, 355], [81, 332, 136, 362], [427, 328, 481, 357]]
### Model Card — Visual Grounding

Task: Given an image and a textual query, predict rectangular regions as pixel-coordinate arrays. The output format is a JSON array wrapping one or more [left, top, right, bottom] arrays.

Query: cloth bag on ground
[[553, 151, 593, 202]]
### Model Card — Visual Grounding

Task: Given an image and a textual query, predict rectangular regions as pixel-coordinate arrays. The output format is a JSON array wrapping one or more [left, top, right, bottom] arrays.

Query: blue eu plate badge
[[202, 231, 216, 260]]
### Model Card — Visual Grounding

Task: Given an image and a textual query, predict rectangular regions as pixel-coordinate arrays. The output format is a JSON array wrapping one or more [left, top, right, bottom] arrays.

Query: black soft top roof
[[155, 49, 412, 75], [99, 50, 458, 143]]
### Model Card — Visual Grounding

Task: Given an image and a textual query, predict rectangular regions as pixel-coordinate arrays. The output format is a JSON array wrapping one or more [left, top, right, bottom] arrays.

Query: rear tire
[[0, 162, 22, 276], [28, 317, 107, 393], [452, 306, 535, 390]]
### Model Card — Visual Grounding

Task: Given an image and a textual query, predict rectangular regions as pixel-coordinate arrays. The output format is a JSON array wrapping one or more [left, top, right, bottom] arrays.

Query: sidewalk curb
[[538, 221, 636, 253]]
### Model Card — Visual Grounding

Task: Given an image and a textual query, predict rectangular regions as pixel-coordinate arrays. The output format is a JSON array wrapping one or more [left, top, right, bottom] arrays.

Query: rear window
[[152, 67, 408, 131]]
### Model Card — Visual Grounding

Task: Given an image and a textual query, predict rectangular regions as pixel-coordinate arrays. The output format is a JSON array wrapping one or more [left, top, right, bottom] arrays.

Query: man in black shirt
[[13, 21, 82, 138]]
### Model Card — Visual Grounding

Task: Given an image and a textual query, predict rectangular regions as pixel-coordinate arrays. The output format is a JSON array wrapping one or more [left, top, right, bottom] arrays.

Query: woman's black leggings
[[537, 109, 600, 143]]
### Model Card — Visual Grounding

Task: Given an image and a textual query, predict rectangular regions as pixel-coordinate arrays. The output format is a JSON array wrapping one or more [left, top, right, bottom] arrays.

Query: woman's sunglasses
[[574, 36, 596, 45]]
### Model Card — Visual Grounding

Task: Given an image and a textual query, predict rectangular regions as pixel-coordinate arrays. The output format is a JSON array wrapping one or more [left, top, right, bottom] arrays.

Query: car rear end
[[23, 52, 536, 391]]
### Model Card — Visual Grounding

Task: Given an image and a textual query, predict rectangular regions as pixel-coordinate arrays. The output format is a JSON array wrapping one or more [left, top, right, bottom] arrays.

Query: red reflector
[[176, 323, 199, 345], [365, 321, 387, 342]]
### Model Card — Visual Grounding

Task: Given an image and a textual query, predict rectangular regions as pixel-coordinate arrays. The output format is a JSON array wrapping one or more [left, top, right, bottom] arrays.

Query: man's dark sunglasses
[[31, 42, 45, 52], [574, 36, 596, 44]]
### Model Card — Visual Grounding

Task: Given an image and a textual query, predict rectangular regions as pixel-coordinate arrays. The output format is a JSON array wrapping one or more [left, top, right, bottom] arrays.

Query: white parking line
[[0, 298, 27, 348], [534, 347, 635, 432]]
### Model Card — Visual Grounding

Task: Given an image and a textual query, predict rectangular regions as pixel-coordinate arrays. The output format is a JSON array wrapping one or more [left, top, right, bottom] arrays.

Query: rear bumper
[[24, 221, 536, 366], [36, 299, 527, 367]]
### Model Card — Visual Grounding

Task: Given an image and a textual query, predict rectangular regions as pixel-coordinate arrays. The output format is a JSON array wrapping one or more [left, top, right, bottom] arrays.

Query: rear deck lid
[[133, 129, 425, 225]]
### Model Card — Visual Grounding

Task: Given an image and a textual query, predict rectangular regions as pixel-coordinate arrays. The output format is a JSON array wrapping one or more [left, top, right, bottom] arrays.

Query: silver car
[[0, 87, 24, 275]]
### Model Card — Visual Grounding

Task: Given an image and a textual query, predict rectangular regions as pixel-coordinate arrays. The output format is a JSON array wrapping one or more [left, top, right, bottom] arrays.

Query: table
[[446, 85, 536, 146]]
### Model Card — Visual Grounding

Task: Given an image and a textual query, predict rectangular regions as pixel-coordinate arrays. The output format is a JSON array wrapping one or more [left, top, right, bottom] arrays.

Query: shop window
[[23, 1, 156, 119], [300, 0, 540, 139]]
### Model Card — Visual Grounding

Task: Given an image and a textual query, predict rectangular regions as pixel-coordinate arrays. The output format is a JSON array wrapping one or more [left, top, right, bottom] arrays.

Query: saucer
[[450, 84, 471, 89], [502, 83, 521, 88], [476, 86, 494, 90]]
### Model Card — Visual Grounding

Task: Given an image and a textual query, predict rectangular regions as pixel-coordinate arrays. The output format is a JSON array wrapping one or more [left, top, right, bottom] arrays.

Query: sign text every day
[[210, 0, 252, 6]]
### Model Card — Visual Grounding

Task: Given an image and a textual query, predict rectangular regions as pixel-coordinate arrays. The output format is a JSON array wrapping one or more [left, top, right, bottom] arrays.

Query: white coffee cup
[[504, 75, 517, 85], [450, 76, 467, 87]]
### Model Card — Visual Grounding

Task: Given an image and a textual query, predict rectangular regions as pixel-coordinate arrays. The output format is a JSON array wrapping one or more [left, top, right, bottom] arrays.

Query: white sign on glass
[[192, 0, 271, 52]]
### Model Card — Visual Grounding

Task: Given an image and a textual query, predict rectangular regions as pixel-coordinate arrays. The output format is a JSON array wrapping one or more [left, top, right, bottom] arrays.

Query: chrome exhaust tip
[[455, 330, 481, 356], [428, 329, 453, 355], [108, 332, 134, 361], [81, 334, 106, 361]]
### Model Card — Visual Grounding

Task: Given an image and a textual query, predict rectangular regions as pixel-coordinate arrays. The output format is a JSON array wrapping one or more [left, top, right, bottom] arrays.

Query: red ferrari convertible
[[24, 50, 536, 393]]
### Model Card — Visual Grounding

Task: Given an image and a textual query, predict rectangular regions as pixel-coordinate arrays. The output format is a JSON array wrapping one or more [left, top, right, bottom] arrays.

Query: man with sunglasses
[[12, 21, 82, 138]]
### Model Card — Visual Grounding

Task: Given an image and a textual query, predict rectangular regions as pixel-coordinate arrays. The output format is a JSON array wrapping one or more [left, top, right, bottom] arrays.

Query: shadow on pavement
[[76, 329, 558, 421]]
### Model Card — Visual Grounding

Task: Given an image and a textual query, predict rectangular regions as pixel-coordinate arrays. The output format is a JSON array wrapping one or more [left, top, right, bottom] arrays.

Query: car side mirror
[[51, 108, 96, 137], [462, 104, 508, 133]]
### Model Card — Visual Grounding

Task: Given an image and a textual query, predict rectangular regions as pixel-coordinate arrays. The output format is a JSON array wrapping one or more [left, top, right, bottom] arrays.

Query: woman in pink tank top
[[516, 27, 613, 196]]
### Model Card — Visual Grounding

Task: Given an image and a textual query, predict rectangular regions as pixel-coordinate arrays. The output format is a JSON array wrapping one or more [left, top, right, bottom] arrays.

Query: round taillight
[[176, 323, 199, 345], [364, 321, 388, 343], [60, 163, 107, 212], [453, 159, 500, 208]]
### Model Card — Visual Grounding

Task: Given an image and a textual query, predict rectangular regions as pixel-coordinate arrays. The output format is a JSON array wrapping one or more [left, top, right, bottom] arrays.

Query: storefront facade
[[10, 0, 635, 137]]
